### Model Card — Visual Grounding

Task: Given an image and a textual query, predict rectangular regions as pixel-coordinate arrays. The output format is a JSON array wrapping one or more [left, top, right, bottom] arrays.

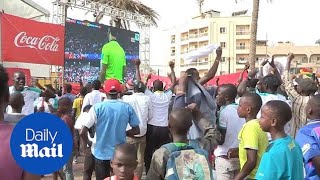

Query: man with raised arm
[[134, 60, 177, 173]]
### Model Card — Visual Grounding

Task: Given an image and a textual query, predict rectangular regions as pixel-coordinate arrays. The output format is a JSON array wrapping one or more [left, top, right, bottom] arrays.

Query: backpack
[[163, 143, 213, 180]]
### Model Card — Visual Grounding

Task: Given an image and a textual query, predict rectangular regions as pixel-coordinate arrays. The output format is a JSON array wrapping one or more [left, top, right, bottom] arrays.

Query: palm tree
[[236, 0, 271, 70], [91, 0, 159, 29], [248, 0, 260, 70], [197, 0, 205, 15]]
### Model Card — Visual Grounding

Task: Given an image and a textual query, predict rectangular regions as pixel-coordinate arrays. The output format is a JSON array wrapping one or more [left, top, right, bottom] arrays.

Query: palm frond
[[91, 0, 159, 27]]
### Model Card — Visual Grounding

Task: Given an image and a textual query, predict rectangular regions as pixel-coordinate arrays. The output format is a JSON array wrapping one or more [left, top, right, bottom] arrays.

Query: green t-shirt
[[238, 119, 269, 179], [101, 40, 126, 82], [255, 136, 304, 180]]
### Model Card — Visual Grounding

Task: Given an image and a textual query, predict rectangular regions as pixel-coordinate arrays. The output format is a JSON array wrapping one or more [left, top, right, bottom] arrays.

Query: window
[[220, 27, 226, 33], [239, 43, 246, 49], [221, 57, 226, 62], [237, 58, 246, 64], [220, 42, 226, 48], [302, 57, 308, 63], [171, 49, 175, 56], [317, 57, 320, 60]]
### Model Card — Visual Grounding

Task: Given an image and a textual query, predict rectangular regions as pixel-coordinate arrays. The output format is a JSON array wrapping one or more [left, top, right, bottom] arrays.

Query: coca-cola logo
[[14, 32, 60, 52]]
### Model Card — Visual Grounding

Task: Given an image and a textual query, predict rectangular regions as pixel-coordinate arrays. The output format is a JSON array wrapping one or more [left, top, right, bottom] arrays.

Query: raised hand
[[216, 77, 220, 85], [216, 47, 222, 58], [134, 59, 141, 66], [146, 73, 152, 80], [288, 53, 295, 62], [260, 58, 269, 67], [269, 56, 276, 68], [169, 61, 175, 69], [244, 62, 250, 70]]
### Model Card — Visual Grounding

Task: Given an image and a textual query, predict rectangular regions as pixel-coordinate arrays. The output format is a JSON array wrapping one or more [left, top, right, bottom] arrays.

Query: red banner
[[1, 13, 65, 66]]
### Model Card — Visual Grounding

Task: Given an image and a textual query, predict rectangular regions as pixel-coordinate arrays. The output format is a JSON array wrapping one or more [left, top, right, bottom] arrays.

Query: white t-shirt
[[82, 90, 106, 111], [258, 93, 291, 139], [214, 104, 246, 157], [36, 97, 57, 113], [8, 86, 41, 115], [257, 93, 288, 118], [74, 112, 96, 147], [122, 93, 153, 137], [145, 89, 173, 127]]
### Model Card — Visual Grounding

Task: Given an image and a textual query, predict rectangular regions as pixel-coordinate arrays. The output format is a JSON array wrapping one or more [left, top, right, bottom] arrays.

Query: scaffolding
[[51, 0, 152, 85]]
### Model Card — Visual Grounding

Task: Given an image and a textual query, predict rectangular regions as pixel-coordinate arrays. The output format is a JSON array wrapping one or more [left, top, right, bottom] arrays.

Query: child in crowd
[[296, 94, 320, 179], [229, 93, 269, 180], [73, 87, 87, 163], [105, 143, 139, 180], [147, 104, 220, 180], [5, 92, 25, 124], [74, 105, 95, 180], [54, 97, 75, 180], [256, 100, 303, 179], [215, 84, 245, 180]]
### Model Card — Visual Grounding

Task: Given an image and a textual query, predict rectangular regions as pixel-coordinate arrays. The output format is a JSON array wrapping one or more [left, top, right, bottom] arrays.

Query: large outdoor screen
[[64, 18, 140, 83]]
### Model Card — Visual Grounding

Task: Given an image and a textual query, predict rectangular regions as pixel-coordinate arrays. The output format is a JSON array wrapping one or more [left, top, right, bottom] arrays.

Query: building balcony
[[189, 34, 199, 39], [181, 37, 188, 41], [236, 45, 249, 50], [236, 31, 250, 35], [236, 46, 249, 54], [181, 50, 188, 54], [199, 32, 208, 37], [180, 61, 209, 68]]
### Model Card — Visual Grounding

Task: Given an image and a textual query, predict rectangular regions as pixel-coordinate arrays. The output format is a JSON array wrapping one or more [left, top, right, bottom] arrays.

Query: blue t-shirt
[[86, 100, 140, 160], [296, 121, 320, 180], [256, 136, 304, 180]]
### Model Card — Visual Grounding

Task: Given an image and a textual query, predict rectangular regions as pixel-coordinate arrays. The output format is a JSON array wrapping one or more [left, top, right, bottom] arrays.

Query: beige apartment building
[[169, 10, 320, 77]]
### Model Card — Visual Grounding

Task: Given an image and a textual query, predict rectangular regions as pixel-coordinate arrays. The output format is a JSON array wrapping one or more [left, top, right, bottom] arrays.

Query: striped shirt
[[282, 71, 312, 138]]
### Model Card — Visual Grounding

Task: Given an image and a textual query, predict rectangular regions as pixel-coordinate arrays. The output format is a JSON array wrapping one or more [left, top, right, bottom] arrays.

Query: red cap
[[104, 79, 123, 94]]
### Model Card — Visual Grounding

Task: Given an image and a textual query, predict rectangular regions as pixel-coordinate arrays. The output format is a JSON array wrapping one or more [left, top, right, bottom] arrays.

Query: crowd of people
[[1, 47, 320, 180], [64, 61, 100, 83]]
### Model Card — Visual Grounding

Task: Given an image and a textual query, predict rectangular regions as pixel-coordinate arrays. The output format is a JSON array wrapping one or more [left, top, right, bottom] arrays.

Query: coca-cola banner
[[1, 13, 65, 66]]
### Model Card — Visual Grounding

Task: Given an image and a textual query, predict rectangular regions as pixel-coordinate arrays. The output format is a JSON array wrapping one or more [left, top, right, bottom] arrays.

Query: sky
[[12, 0, 320, 67]]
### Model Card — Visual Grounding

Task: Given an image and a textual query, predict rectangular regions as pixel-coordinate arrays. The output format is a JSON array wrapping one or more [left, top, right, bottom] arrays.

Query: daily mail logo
[[10, 113, 73, 175], [20, 129, 63, 158]]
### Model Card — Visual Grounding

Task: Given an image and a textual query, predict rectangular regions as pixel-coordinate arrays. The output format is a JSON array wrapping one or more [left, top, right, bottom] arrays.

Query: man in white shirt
[[81, 80, 106, 111], [134, 60, 177, 172], [215, 84, 246, 180], [74, 105, 96, 180], [257, 74, 291, 138], [7, 71, 55, 115], [122, 80, 152, 179]]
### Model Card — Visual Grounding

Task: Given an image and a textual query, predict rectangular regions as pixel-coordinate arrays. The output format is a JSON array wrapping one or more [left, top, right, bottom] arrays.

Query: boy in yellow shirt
[[228, 93, 269, 180], [72, 87, 87, 163]]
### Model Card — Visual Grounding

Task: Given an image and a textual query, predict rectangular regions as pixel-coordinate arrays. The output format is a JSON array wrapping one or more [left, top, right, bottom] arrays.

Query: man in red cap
[[80, 79, 140, 180]]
